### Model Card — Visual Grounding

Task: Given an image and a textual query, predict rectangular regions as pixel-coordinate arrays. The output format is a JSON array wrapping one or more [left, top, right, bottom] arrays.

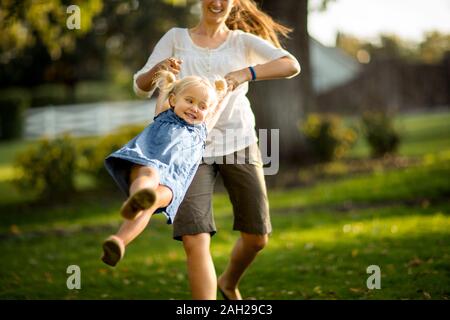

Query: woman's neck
[[191, 21, 229, 38]]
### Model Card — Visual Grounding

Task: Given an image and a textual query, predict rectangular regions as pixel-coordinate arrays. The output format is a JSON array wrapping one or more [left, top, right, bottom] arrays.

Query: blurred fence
[[25, 100, 155, 139]]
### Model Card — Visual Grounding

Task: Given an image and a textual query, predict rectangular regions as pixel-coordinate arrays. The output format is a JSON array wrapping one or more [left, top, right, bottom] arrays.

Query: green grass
[[0, 197, 448, 299], [0, 110, 449, 299], [281, 152, 450, 209]]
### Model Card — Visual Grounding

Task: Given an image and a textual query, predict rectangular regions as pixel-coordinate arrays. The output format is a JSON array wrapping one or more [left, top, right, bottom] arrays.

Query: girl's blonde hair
[[226, 0, 292, 48], [153, 70, 227, 107]]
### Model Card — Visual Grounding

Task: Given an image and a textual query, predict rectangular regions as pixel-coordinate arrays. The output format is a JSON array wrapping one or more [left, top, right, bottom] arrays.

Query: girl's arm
[[154, 93, 171, 117], [205, 92, 232, 133]]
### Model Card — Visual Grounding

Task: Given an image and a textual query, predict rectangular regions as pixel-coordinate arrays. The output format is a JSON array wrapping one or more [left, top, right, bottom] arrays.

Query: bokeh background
[[0, 0, 449, 299]]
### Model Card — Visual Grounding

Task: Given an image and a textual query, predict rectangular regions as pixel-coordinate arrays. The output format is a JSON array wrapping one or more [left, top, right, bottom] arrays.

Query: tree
[[248, 0, 333, 163], [336, 31, 450, 65], [419, 31, 450, 64], [0, 0, 103, 62], [0, 0, 104, 90], [0, 0, 195, 91]]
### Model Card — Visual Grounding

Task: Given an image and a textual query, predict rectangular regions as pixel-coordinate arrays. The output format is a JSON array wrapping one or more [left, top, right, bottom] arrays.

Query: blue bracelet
[[248, 66, 256, 81]]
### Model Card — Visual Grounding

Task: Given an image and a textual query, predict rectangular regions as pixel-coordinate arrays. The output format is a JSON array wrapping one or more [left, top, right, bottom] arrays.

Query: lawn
[[0, 110, 449, 300]]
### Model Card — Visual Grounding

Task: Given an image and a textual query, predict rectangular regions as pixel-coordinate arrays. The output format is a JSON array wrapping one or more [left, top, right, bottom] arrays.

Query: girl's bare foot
[[121, 188, 157, 220], [101, 235, 125, 267]]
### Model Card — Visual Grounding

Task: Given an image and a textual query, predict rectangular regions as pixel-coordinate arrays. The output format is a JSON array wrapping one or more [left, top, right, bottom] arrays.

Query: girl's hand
[[224, 68, 251, 92], [158, 57, 182, 75]]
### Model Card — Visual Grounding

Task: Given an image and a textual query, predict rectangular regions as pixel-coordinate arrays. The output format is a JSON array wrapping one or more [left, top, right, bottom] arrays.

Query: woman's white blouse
[[134, 28, 299, 157]]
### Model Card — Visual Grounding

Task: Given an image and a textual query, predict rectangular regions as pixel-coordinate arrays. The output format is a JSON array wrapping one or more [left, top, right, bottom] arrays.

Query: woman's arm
[[225, 56, 300, 90], [133, 28, 178, 98], [136, 58, 182, 93], [254, 56, 301, 80], [224, 32, 301, 90], [136, 65, 162, 94]]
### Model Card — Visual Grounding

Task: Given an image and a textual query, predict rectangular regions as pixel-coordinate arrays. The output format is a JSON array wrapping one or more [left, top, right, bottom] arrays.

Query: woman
[[132, 0, 300, 299]]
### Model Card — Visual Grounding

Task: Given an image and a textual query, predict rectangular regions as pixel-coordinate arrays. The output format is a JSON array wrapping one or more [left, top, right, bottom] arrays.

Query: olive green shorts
[[173, 143, 272, 241]]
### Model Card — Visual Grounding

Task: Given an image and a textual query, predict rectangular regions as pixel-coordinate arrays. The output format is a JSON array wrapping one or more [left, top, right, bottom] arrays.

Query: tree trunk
[[248, 0, 316, 163]]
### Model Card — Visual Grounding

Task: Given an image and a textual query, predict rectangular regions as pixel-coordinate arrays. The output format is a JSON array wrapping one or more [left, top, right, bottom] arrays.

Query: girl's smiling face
[[170, 85, 215, 125]]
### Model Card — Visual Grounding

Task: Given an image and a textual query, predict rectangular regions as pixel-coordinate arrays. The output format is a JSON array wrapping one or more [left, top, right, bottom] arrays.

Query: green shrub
[[300, 113, 357, 162], [361, 111, 400, 158], [0, 88, 31, 140], [79, 124, 146, 188], [13, 135, 78, 198]]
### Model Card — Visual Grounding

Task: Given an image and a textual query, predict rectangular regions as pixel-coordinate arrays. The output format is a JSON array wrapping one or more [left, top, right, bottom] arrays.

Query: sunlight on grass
[[269, 158, 449, 210], [270, 213, 449, 250]]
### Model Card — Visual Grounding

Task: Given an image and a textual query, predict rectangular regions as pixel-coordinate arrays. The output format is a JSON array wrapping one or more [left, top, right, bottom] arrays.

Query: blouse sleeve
[[133, 28, 176, 98], [242, 31, 300, 67]]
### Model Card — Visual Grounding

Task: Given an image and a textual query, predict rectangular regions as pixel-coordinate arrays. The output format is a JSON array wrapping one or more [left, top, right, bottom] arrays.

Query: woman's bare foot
[[217, 275, 242, 300], [121, 188, 157, 220]]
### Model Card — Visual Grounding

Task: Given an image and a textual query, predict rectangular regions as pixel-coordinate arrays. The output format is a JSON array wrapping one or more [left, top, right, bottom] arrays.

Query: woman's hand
[[136, 57, 183, 94], [157, 57, 182, 75], [224, 68, 251, 92]]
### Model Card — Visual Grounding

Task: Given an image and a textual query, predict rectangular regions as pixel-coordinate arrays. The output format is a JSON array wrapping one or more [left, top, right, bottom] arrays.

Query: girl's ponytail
[[226, 0, 292, 48], [153, 70, 177, 103], [214, 78, 228, 101]]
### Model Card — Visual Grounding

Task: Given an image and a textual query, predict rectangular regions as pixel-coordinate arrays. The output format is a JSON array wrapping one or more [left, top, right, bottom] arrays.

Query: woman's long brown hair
[[225, 0, 292, 48]]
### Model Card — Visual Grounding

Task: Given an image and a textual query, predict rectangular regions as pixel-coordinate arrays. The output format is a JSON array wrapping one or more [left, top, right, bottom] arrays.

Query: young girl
[[101, 70, 227, 267]]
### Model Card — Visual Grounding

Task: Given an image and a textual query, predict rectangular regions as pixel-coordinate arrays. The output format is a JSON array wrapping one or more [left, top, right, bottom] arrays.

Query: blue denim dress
[[104, 108, 207, 224]]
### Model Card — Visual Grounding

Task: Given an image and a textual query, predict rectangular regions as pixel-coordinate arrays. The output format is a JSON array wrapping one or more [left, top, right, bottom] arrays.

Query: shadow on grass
[[0, 188, 125, 234]]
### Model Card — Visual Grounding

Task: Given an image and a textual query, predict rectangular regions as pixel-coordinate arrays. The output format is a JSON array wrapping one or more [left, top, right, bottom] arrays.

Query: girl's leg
[[102, 184, 172, 266], [129, 165, 159, 196], [217, 232, 268, 300], [122, 165, 173, 239], [121, 165, 161, 219], [182, 233, 217, 300], [102, 165, 173, 266], [116, 185, 173, 245]]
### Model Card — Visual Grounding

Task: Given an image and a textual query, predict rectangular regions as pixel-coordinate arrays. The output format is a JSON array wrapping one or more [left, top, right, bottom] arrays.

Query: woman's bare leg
[[182, 233, 217, 300], [217, 232, 269, 300]]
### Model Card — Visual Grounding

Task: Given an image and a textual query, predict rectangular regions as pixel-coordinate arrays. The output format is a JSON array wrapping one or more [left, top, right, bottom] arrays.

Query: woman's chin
[[204, 15, 226, 25]]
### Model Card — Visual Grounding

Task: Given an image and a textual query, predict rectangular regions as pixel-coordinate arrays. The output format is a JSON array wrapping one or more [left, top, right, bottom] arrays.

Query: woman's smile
[[203, 0, 232, 18], [209, 7, 223, 14]]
